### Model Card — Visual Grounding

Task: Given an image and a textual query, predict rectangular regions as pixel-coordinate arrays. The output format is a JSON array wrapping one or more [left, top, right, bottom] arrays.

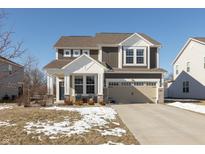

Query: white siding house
[[167, 38, 205, 99]]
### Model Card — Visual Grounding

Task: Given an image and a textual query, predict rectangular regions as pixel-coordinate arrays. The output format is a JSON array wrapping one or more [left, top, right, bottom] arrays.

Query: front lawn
[[0, 104, 138, 145]]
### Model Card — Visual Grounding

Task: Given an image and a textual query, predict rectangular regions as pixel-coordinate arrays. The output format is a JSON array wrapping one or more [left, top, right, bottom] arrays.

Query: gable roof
[[54, 32, 161, 48], [44, 55, 108, 70], [0, 56, 23, 68], [172, 37, 205, 65]]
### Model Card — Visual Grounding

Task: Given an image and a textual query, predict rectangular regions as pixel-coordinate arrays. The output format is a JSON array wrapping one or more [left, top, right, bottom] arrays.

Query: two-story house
[[168, 37, 205, 99], [44, 32, 166, 104], [0, 56, 24, 100]]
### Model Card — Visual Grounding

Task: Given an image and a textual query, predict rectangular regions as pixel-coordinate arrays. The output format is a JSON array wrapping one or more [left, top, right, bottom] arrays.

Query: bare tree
[[21, 56, 46, 107], [0, 10, 25, 60]]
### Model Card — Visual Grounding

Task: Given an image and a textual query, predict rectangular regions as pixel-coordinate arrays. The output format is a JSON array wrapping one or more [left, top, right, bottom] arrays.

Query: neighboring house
[[0, 56, 24, 100], [167, 37, 205, 99], [44, 32, 166, 104]]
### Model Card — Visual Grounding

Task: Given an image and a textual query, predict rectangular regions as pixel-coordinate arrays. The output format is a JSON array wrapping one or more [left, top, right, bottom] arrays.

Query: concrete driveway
[[112, 104, 205, 144]]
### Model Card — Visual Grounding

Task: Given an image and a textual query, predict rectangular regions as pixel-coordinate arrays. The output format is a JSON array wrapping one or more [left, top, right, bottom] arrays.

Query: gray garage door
[[106, 81, 157, 103]]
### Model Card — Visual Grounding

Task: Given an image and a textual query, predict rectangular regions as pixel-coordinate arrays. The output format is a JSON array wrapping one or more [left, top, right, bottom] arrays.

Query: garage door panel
[[108, 86, 156, 103]]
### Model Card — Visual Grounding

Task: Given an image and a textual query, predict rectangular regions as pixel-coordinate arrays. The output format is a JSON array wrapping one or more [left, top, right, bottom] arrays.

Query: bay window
[[125, 49, 134, 64], [74, 76, 83, 94], [86, 76, 95, 94]]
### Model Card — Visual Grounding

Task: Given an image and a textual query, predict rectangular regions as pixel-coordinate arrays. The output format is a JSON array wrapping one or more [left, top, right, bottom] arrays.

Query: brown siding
[[90, 50, 98, 60], [58, 49, 98, 61], [105, 73, 162, 79], [102, 47, 118, 68], [150, 47, 157, 69]]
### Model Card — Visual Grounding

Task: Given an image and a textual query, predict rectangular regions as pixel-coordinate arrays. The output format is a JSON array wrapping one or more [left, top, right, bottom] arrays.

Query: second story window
[[176, 65, 179, 75], [73, 50, 81, 57], [186, 62, 190, 72], [82, 50, 90, 56], [64, 49, 71, 57], [136, 49, 144, 64], [124, 47, 146, 66], [125, 49, 134, 64]]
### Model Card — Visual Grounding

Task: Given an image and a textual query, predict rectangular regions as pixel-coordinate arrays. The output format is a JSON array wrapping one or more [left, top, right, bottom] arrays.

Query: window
[[82, 50, 90, 56], [124, 47, 146, 65], [136, 49, 144, 64], [183, 81, 189, 93], [186, 62, 190, 72], [74, 76, 83, 94], [86, 76, 95, 94], [125, 49, 134, 64], [176, 65, 179, 75], [64, 49, 71, 57], [73, 50, 81, 57], [8, 64, 12, 74]]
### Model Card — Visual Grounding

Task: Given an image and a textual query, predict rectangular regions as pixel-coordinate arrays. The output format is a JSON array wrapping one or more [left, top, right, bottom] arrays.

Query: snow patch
[[0, 105, 13, 110], [24, 106, 124, 138], [0, 120, 16, 127], [98, 128, 126, 137], [168, 102, 205, 114], [102, 141, 124, 145]]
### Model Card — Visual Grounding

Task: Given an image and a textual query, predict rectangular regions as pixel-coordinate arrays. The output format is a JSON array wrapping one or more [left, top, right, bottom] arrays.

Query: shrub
[[74, 100, 84, 106], [88, 98, 95, 105], [99, 101, 106, 106]]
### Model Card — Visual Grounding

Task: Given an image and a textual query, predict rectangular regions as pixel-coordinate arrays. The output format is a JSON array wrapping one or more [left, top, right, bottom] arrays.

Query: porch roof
[[107, 67, 167, 73], [43, 58, 109, 70]]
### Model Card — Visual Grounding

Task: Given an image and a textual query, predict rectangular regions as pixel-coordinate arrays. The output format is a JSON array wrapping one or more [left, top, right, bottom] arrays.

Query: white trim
[[106, 78, 160, 82], [119, 33, 156, 46], [118, 46, 122, 68], [64, 75, 70, 95], [73, 49, 81, 57], [172, 38, 205, 65], [55, 47, 99, 50], [62, 54, 108, 70], [82, 49, 90, 56], [98, 47, 102, 62], [123, 46, 147, 66], [56, 77, 60, 102], [63, 49, 71, 57], [55, 48, 58, 59], [147, 47, 150, 69], [157, 47, 160, 68]]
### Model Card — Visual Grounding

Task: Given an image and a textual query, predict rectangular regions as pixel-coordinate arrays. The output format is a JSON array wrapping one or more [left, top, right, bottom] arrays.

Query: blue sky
[[3, 8, 205, 73]]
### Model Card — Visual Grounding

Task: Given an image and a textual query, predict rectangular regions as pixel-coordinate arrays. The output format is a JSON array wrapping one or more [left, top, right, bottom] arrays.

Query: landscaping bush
[[88, 98, 95, 105], [99, 101, 106, 106], [74, 100, 84, 106]]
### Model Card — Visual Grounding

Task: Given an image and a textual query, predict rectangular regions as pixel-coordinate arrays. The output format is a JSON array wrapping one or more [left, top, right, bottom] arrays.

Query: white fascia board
[[54, 47, 99, 49], [119, 33, 156, 46], [172, 38, 192, 65], [62, 54, 108, 70]]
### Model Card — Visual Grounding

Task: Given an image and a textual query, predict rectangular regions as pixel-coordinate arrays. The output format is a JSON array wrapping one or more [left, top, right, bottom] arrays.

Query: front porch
[[55, 74, 104, 103], [45, 54, 107, 104]]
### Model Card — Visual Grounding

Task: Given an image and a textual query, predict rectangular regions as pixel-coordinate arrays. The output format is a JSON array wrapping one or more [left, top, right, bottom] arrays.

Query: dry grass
[[0, 105, 138, 145]]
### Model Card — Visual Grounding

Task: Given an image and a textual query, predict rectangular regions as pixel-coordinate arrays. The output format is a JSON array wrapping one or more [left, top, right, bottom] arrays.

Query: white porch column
[[118, 46, 122, 68], [64, 75, 70, 95], [47, 75, 54, 95], [147, 46, 150, 69], [56, 77, 60, 102], [97, 73, 104, 103], [97, 73, 103, 95]]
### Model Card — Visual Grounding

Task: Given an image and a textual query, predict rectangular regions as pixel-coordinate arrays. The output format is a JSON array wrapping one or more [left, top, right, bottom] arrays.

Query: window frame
[[176, 65, 179, 75], [74, 76, 83, 95], [186, 62, 190, 72], [86, 76, 95, 94], [73, 49, 81, 57], [183, 81, 189, 93], [82, 50, 90, 56], [123, 46, 146, 66], [63, 49, 71, 57]]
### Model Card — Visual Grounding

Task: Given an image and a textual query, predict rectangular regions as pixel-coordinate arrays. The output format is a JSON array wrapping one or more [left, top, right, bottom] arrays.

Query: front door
[[59, 81, 64, 100]]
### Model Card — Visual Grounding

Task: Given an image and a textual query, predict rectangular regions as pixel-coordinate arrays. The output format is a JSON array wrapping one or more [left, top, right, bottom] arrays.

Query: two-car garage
[[104, 72, 164, 104]]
